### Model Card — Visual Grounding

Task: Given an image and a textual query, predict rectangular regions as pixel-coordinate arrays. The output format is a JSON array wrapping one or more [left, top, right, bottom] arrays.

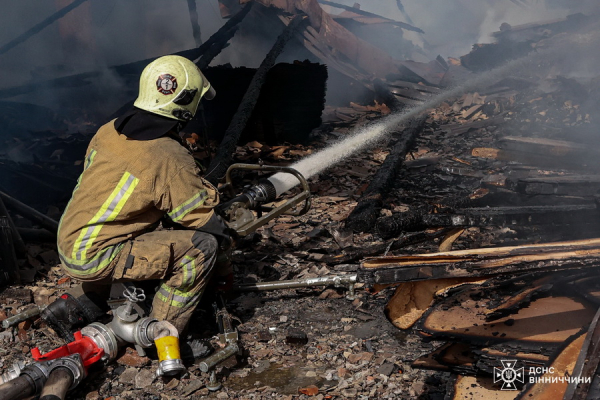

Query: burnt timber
[[359, 239, 600, 286], [344, 117, 426, 233], [206, 15, 307, 184]]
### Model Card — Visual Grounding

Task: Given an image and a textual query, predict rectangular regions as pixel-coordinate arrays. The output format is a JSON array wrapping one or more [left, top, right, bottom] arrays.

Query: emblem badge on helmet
[[156, 74, 178, 95]]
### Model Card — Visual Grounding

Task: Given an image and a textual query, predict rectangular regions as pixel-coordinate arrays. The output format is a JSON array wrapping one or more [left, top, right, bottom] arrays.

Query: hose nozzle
[[218, 179, 278, 217]]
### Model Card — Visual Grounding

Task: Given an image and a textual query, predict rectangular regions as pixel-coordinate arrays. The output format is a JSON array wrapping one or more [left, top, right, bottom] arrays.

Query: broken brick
[[116, 347, 151, 368]]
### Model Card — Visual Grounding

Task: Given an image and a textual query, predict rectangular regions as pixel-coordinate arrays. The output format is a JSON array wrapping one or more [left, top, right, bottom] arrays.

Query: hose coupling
[[21, 361, 52, 394], [156, 358, 186, 377], [47, 354, 85, 390], [134, 317, 159, 348], [155, 335, 186, 377], [81, 322, 119, 361], [0, 361, 27, 385]]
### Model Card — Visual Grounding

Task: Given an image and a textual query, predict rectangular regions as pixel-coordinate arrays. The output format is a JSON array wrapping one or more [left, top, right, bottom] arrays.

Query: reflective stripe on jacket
[[57, 120, 219, 277]]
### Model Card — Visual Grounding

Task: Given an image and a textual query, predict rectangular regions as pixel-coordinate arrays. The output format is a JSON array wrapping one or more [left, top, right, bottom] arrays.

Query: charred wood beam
[[473, 137, 600, 170], [395, 0, 416, 27], [501, 136, 600, 157], [0, 197, 26, 256], [0, 191, 58, 233], [344, 117, 426, 233], [0, 0, 89, 57], [509, 175, 600, 197], [317, 0, 424, 33], [0, 2, 253, 100], [0, 217, 20, 287], [492, 13, 593, 41], [377, 204, 599, 238], [205, 15, 308, 185], [187, 0, 203, 47], [321, 228, 451, 265], [193, 1, 254, 70], [426, 204, 597, 227], [359, 238, 600, 286], [564, 307, 600, 400]]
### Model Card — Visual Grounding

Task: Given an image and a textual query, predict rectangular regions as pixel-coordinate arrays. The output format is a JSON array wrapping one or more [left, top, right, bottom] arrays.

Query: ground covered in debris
[[0, 114, 453, 399]]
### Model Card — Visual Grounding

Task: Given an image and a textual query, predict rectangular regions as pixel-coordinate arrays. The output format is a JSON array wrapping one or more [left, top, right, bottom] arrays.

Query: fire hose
[[0, 354, 83, 400], [40, 366, 74, 400], [0, 375, 35, 400]]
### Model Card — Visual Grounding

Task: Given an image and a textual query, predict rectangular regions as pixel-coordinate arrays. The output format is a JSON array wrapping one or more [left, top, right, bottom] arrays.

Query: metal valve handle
[[123, 286, 146, 303], [122, 287, 145, 317]]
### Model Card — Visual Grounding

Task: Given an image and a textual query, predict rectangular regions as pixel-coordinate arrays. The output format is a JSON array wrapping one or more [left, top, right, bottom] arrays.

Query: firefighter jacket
[[57, 120, 219, 278]]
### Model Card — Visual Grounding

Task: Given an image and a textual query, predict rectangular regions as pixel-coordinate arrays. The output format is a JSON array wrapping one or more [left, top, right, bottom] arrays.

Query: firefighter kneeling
[[42, 55, 234, 352]]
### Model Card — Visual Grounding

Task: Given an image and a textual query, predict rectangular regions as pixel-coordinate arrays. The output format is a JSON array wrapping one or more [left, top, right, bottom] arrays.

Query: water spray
[[267, 42, 580, 196], [215, 35, 596, 238]]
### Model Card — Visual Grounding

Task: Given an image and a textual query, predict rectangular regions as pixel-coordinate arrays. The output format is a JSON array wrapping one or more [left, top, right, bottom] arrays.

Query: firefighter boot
[[41, 292, 108, 341]]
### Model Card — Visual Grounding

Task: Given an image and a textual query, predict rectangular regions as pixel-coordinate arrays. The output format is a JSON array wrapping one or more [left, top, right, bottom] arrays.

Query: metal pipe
[[0, 375, 36, 400], [39, 367, 73, 400], [234, 274, 358, 292], [198, 342, 239, 372], [2, 306, 42, 329]]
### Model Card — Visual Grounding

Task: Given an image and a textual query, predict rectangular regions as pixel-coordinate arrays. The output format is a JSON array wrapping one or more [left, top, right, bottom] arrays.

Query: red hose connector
[[31, 331, 104, 372]]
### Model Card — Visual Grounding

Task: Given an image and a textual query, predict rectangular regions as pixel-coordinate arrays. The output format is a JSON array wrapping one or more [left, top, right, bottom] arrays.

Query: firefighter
[[42, 55, 232, 338]]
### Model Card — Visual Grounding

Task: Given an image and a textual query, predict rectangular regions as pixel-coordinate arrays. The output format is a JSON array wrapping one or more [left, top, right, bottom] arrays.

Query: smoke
[[269, 31, 600, 195], [321, 0, 590, 58], [1, 0, 599, 133], [0, 0, 227, 88], [0, 0, 230, 134]]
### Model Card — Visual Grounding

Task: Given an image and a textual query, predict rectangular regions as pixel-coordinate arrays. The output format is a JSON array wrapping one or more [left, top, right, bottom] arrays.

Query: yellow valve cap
[[155, 336, 181, 362]]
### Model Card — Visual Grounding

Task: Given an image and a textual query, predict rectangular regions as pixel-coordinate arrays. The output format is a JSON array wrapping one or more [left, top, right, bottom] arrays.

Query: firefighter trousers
[[66, 230, 218, 333]]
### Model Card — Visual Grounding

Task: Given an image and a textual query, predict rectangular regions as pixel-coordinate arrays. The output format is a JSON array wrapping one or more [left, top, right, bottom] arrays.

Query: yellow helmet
[[134, 55, 216, 121]]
